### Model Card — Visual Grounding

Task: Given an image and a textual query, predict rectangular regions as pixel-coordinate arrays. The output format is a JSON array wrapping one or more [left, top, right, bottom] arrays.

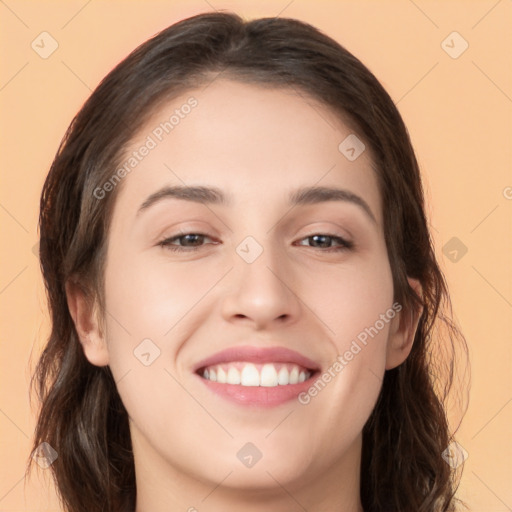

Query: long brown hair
[[27, 11, 469, 512]]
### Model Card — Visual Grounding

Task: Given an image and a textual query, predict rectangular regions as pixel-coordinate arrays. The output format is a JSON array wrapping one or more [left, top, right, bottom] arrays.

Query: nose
[[220, 244, 302, 330]]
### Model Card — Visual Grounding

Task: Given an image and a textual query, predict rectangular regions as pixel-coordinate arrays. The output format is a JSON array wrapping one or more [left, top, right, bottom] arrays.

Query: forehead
[[113, 79, 382, 225]]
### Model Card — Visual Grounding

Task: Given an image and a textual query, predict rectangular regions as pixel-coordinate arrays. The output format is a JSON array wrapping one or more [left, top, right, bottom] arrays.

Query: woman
[[27, 11, 468, 512]]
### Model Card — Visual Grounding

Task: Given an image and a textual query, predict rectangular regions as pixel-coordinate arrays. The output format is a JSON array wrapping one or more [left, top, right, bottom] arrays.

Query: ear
[[385, 277, 423, 370], [65, 279, 109, 367]]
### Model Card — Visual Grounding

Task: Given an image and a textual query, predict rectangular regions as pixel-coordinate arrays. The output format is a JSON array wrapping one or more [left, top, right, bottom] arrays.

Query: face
[[70, 79, 417, 505]]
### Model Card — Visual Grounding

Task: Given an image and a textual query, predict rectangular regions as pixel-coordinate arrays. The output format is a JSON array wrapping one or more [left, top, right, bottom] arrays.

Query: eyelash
[[157, 232, 354, 253]]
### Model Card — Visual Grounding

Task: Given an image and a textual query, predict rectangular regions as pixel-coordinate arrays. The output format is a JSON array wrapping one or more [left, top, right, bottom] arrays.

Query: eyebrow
[[137, 184, 377, 224]]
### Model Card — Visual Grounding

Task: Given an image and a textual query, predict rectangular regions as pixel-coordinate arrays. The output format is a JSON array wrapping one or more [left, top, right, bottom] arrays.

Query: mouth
[[193, 345, 321, 407], [197, 362, 316, 386]]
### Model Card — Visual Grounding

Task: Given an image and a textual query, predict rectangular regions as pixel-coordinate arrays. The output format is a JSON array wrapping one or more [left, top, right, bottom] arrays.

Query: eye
[[295, 233, 353, 252], [158, 232, 353, 253], [158, 232, 217, 252]]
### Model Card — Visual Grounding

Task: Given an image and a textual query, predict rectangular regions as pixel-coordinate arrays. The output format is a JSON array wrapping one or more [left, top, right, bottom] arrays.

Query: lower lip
[[196, 373, 318, 407]]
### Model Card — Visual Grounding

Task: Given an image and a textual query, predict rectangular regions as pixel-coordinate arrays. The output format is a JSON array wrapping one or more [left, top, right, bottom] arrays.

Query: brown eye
[[296, 234, 353, 252], [158, 233, 216, 251]]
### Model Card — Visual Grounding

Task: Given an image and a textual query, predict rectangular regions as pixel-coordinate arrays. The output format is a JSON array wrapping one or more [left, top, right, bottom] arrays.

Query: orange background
[[1, 1, 511, 510]]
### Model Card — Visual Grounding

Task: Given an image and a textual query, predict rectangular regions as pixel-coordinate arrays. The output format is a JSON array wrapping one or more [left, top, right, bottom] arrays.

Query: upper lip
[[192, 345, 321, 373]]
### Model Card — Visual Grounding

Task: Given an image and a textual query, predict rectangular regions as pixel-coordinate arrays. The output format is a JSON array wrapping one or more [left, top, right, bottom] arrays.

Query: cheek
[[100, 253, 203, 436], [303, 254, 394, 402], [104, 250, 220, 336], [101, 248, 228, 396], [307, 255, 395, 347]]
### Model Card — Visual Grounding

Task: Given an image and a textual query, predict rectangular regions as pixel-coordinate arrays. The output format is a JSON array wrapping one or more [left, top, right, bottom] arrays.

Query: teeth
[[277, 366, 289, 385], [201, 362, 312, 387], [217, 367, 226, 383], [241, 364, 260, 386], [260, 363, 279, 387], [226, 367, 241, 385], [289, 366, 299, 384]]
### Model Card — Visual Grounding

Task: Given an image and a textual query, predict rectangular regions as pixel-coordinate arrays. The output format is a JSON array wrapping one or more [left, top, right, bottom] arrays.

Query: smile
[[192, 345, 321, 408], [199, 362, 312, 387]]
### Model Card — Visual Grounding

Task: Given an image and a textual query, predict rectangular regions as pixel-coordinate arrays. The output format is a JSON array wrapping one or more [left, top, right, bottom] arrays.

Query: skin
[[67, 79, 422, 512]]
